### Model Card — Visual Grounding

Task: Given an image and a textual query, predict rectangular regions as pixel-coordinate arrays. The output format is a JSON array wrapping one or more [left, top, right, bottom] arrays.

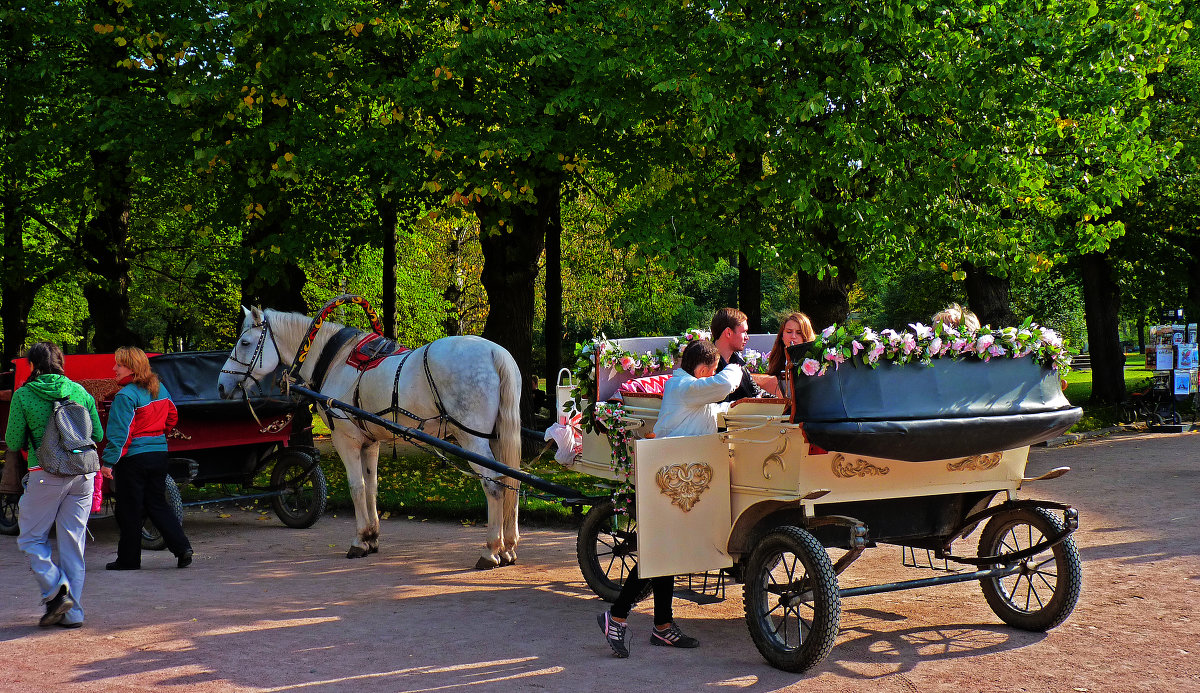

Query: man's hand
[[100, 466, 113, 480]]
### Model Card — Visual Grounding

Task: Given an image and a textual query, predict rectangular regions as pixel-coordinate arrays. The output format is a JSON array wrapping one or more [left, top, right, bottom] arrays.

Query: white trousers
[[17, 470, 94, 624]]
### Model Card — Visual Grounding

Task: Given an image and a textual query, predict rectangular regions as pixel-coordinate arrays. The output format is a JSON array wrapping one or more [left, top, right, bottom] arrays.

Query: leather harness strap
[[308, 326, 360, 391]]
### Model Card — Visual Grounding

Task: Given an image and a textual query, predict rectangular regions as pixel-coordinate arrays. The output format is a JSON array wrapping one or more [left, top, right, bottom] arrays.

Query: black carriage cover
[[150, 351, 296, 416], [786, 346, 1082, 462]]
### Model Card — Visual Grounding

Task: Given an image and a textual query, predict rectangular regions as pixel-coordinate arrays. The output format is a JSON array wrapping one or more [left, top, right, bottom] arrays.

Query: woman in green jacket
[[4, 342, 102, 628]]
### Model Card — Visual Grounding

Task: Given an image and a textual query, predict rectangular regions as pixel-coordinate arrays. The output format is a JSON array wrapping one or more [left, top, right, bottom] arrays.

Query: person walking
[[5, 342, 103, 628], [102, 346, 193, 570]]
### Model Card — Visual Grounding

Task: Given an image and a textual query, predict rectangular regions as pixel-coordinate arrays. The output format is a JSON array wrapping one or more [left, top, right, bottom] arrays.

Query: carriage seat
[[617, 373, 672, 395], [346, 333, 408, 372]]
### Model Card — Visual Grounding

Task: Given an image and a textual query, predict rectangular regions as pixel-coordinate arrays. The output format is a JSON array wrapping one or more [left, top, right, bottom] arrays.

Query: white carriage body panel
[[633, 434, 733, 578]]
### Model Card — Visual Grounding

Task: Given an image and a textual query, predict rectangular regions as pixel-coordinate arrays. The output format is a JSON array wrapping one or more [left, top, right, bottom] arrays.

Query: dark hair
[[26, 342, 65, 380], [680, 340, 720, 376], [766, 312, 816, 376], [710, 307, 748, 345]]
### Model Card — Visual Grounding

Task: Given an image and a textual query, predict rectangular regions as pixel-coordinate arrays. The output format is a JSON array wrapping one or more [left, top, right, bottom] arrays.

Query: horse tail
[[493, 345, 523, 473]]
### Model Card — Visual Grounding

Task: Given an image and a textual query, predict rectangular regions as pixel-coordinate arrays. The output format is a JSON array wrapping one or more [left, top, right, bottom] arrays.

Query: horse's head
[[217, 306, 282, 399]]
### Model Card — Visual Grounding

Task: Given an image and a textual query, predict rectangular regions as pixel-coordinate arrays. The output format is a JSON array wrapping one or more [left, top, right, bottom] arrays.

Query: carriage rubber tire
[[269, 451, 327, 529], [141, 475, 184, 551], [576, 499, 651, 603], [0, 493, 19, 535], [978, 506, 1082, 631], [743, 525, 841, 673]]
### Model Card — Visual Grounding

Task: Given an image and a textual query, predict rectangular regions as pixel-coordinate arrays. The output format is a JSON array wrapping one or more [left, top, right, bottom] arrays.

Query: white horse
[[216, 307, 523, 568]]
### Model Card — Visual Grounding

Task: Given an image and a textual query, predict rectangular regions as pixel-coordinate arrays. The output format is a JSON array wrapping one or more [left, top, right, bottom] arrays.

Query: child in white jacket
[[653, 340, 744, 438], [598, 339, 742, 658]]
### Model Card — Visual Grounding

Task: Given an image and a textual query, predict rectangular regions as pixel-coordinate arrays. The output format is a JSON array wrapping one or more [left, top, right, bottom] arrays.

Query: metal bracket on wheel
[[939, 499, 1078, 567]]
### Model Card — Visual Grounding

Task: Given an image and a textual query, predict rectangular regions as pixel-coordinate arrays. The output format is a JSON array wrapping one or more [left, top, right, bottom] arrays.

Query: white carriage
[[564, 334, 1082, 673]]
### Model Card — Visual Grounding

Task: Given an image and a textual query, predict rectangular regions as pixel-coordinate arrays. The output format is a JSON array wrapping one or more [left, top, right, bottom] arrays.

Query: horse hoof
[[347, 546, 370, 559], [498, 556, 517, 567], [368, 545, 379, 554], [475, 556, 500, 570]]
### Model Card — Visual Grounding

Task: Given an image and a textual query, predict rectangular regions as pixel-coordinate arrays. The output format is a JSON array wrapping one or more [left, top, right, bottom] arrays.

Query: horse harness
[[307, 332, 500, 443]]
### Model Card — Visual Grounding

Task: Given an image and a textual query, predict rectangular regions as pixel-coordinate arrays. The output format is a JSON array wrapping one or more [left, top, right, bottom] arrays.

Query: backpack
[[35, 397, 100, 476]]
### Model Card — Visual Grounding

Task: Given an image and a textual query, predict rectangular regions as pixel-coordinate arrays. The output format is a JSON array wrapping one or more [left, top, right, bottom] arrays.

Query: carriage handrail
[[283, 381, 601, 504]]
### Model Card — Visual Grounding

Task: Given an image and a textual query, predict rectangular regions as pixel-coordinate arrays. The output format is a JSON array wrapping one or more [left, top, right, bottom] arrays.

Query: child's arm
[[677, 365, 743, 404]]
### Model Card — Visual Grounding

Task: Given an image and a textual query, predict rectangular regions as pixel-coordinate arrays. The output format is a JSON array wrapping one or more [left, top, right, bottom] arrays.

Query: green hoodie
[[4, 374, 103, 470]]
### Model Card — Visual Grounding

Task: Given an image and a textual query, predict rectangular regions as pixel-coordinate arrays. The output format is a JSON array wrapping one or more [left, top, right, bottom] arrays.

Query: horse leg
[[499, 480, 520, 566], [361, 441, 381, 554], [331, 429, 374, 559], [474, 475, 506, 570]]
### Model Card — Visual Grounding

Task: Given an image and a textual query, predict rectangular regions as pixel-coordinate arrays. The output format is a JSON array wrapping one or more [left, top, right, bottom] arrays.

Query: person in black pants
[[101, 347, 192, 570], [597, 340, 742, 658]]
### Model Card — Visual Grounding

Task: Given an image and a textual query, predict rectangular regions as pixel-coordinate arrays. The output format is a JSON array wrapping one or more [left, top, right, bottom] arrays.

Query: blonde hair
[[932, 303, 981, 331], [114, 346, 160, 397]]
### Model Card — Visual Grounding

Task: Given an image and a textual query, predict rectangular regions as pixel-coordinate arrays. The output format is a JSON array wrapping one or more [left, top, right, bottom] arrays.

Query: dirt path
[[1, 431, 1197, 692]]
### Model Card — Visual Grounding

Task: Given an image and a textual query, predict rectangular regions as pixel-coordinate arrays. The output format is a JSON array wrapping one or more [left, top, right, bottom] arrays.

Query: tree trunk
[[1079, 252, 1126, 404], [1, 187, 30, 365], [379, 194, 398, 340], [478, 183, 554, 423], [796, 265, 856, 331], [82, 149, 140, 351], [544, 188, 563, 405], [963, 262, 1015, 328], [738, 251, 762, 332]]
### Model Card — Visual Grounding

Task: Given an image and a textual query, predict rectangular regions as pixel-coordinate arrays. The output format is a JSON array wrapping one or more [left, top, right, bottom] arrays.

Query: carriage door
[[634, 433, 733, 578]]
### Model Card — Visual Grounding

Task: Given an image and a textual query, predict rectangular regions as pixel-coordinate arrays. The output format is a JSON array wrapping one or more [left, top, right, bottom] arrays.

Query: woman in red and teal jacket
[[102, 347, 192, 570]]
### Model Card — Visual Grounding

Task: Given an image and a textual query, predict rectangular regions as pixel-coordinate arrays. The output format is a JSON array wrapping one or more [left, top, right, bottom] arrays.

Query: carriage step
[[900, 546, 960, 573], [675, 571, 728, 604]]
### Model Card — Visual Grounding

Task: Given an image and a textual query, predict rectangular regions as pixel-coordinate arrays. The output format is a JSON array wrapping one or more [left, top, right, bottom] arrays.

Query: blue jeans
[[17, 470, 94, 624]]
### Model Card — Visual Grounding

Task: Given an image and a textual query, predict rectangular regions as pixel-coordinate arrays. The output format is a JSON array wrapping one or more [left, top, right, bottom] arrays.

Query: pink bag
[[91, 472, 103, 513]]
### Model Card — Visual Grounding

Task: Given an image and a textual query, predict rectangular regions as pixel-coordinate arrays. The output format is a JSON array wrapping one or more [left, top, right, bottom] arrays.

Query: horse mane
[[262, 308, 359, 378]]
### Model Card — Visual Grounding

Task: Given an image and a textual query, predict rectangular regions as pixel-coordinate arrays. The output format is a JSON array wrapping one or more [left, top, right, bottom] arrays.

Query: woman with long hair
[[765, 312, 816, 377], [102, 347, 192, 570], [5, 342, 103, 627]]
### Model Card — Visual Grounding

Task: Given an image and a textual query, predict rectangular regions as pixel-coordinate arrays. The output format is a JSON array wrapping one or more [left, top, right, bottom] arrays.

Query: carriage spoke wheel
[[743, 526, 841, 673], [0, 493, 20, 536], [269, 451, 328, 529], [576, 499, 648, 603], [978, 507, 1082, 631]]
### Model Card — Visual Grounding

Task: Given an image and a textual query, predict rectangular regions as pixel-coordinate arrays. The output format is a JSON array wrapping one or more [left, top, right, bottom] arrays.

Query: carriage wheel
[[978, 507, 1082, 631], [743, 526, 841, 673], [142, 475, 184, 551], [576, 499, 648, 603], [269, 450, 327, 529], [0, 492, 19, 536]]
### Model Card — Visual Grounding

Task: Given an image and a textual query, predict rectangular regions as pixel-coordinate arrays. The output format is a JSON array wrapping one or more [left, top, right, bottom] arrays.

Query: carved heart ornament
[[655, 462, 714, 512]]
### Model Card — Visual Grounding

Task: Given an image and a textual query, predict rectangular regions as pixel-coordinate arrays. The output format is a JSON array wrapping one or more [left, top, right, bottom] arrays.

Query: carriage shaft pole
[[286, 383, 597, 503], [836, 564, 1022, 599]]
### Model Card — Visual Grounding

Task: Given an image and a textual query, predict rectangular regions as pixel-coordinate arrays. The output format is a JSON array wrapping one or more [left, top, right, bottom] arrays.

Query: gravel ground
[[0, 430, 1197, 692]]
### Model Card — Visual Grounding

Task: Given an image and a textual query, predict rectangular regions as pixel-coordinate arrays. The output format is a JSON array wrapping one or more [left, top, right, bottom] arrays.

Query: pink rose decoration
[[929, 337, 943, 355], [619, 355, 635, 371], [800, 358, 821, 376], [900, 334, 917, 355], [851, 340, 864, 355], [976, 334, 995, 352], [821, 325, 836, 339]]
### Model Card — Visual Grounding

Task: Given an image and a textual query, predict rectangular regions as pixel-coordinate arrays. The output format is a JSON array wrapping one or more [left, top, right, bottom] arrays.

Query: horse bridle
[[220, 313, 282, 396]]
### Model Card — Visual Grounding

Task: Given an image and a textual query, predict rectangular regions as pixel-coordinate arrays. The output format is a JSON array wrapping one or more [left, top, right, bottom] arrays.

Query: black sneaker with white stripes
[[597, 611, 629, 658], [650, 622, 699, 648]]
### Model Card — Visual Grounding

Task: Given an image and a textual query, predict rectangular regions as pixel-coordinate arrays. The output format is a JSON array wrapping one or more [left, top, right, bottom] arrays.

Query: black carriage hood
[[150, 351, 297, 416], [785, 345, 1081, 461]]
